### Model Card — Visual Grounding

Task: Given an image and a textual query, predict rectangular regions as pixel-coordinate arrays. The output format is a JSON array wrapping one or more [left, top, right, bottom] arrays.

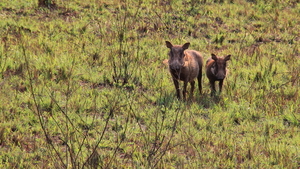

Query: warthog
[[205, 53, 231, 95], [165, 41, 203, 100]]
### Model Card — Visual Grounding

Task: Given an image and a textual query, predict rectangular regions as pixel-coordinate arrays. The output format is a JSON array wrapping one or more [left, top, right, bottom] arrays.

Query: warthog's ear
[[211, 53, 218, 61], [166, 41, 173, 48], [224, 55, 231, 61], [182, 42, 190, 50]]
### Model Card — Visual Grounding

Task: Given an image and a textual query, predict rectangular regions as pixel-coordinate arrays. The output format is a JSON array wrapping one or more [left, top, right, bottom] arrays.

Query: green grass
[[0, 0, 299, 168]]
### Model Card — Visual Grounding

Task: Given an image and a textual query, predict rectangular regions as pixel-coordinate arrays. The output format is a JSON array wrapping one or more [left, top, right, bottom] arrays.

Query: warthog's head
[[165, 41, 190, 71], [210, 54, 231, 80]]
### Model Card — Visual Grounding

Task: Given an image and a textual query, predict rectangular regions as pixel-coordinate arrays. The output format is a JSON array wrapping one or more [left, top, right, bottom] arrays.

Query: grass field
[[0, 0, 299, 168]]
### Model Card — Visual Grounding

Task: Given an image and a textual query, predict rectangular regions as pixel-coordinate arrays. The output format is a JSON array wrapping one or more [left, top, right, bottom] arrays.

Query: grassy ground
[[0, 0, 299, 168]]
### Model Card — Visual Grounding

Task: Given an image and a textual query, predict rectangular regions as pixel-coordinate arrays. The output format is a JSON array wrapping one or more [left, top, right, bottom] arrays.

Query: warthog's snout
[[215, 72, 226, 80], [210, 66, 226, 80], [169, 60, 184, 71]]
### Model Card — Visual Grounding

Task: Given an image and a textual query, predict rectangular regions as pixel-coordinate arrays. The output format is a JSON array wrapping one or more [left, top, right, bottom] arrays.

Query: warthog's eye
[[180, 51, 185, 58], [169, 51, 174, 58], [212, 64, 215, 69], [212, 64, 218, 74]]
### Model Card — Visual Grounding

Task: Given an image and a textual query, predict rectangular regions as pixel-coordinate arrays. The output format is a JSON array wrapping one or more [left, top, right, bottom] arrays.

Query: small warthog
[[205, 53, 231, 95], [165, 41, 203, 100]]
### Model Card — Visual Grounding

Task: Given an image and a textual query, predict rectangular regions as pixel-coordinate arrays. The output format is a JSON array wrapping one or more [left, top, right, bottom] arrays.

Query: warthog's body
[[165, 41, 203, 100], [206, 54, 231, 95]]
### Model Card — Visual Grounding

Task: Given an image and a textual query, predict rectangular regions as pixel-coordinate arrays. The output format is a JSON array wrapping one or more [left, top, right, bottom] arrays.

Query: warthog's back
[[186, 50, 203, 67], [179, 50, 203, 82]]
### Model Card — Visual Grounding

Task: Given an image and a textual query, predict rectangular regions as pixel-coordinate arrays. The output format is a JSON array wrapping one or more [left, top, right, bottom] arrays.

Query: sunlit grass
[[0, 0, 299, 168]]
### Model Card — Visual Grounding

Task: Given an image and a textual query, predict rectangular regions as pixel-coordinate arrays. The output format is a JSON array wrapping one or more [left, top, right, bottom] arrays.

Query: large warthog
[[205, 53, 231, 96], [165, 41, 203, 100]]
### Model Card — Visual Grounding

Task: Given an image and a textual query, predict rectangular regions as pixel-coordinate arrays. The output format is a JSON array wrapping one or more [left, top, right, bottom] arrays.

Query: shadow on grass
[[156, 91, 224, 109], [194, 92, 223, 108]]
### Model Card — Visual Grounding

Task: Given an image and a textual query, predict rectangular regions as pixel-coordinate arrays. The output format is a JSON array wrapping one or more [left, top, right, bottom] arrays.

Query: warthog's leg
[[182, 81, 188, 100], [219, 80, 224, 93], [172, 78, 181, 99], [197, 71, 202, 94], [209, 79, 216, 96], [189, 80, 195, 99]]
